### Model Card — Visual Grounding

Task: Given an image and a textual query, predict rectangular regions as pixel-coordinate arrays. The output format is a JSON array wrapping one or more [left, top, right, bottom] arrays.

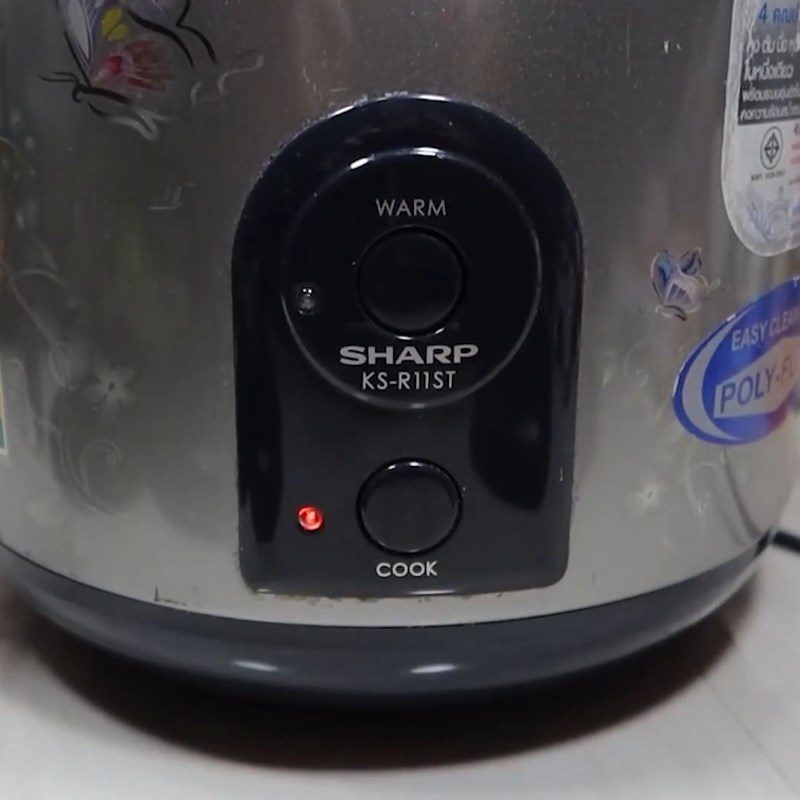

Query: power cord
[[774, 530, 800, 553]]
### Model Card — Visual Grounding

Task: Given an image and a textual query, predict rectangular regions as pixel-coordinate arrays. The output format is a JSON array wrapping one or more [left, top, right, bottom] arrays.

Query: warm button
[[358, 229, 463, 335], [358, 460, 461, 555]]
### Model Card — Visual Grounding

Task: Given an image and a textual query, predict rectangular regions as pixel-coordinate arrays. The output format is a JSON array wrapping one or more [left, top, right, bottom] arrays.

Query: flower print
[[84, 359, 135, 418], [651, 249, 717, 321], [747, 188, 790, 243], [101, 6, 129, 42], [96, 39, 172, 92], [628, 472, 667, 517]]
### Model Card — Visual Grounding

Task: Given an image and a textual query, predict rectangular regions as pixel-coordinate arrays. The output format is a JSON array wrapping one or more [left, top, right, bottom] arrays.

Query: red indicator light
[[297, 505, 325, 532]]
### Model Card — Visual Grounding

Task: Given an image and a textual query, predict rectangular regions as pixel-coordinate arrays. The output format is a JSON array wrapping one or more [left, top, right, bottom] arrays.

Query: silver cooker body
[[0, 0, 796, 632]]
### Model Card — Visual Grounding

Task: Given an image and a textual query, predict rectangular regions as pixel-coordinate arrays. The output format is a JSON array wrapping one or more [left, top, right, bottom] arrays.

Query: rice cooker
[[0, 0, 798, 699]]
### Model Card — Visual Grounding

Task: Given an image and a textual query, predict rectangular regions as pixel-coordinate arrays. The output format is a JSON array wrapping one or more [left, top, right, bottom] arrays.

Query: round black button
[[358, 461, 461, 554], [282, 148, 541, 410], [358, 230, 463, 335]]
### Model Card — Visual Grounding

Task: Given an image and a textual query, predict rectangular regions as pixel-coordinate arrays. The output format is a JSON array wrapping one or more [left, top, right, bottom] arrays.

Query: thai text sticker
[[723, 1, 800, 255]]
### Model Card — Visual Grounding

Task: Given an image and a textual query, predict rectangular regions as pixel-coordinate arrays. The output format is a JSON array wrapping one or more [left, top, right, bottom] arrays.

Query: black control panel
[[233, 96, 582, 598], [283, 149, 540, 408]]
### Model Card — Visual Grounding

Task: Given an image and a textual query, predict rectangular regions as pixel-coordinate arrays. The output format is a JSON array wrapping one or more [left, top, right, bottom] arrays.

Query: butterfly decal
[[56, 0, 113, 70], [650, 249, 718, 321], [44, 1, 219, 140]]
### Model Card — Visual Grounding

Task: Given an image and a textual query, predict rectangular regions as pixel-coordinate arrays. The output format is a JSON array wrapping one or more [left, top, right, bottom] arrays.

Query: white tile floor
[[2, 539, 800, 798]]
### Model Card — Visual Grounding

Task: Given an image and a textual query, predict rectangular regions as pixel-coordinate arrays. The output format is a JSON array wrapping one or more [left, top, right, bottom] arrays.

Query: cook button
[[358, 229, 463, 335], [358, 460, 461, 554]]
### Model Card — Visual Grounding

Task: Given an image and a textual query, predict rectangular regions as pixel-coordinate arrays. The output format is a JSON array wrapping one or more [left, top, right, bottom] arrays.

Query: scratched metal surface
[[0, 0, 796, 625]]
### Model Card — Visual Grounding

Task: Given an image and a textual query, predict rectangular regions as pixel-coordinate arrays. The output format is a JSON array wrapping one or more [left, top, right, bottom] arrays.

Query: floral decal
[[0, 122, 132, 513], [650, 249, 719, 321], [627, 471, 668, 517], [44, 1, 261, 140], [599, 339, 733, 529], [747, 188, 791, 244], [84, 358, 135, 420], [97, 39, 172, 92]]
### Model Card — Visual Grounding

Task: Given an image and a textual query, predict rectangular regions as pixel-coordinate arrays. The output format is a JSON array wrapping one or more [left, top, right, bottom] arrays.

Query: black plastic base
[[0, 539, 767, 701]]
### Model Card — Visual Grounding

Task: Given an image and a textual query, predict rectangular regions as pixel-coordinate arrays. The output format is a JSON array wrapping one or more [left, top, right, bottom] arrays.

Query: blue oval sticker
[[674, 278, 800, 445]]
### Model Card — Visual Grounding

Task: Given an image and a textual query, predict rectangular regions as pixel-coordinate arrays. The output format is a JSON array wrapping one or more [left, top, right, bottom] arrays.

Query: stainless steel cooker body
[[0, 0, 795, 697]]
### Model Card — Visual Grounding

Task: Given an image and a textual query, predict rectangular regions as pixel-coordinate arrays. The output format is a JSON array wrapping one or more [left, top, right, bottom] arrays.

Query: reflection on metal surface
[[233, 659, 281, 674], [410, 663, 458, 675]]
